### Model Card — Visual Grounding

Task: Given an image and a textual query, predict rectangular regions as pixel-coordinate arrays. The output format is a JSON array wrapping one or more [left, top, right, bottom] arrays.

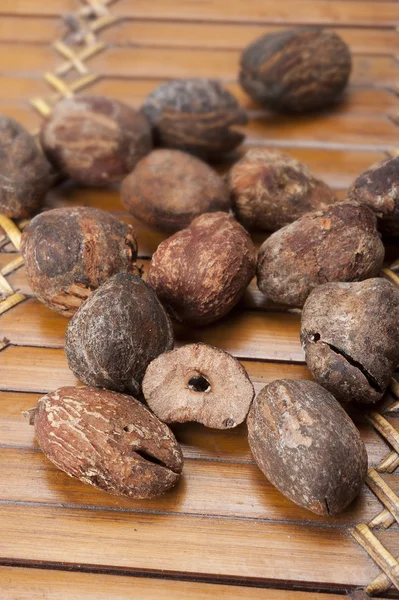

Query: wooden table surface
[[1, 0, 399, 598]]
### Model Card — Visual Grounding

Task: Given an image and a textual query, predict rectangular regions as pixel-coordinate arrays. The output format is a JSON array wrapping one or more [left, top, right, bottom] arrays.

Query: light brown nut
[[121, 149, 230, 232], [143, 343, 255, 429], [228, 149, 337, 231], [256, 200, 384, 307], [27, 386, 183, 499], [146, 212, 257, 325], [247, 380, 367, 516], [301, 279, 399, 404], [21, 207, 139, 316]]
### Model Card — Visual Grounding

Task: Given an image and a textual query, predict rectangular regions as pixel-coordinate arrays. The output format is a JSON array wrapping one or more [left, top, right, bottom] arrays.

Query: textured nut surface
[[301, 279, 399, 403], [240, 28, 351, 113], [142, 78, 247, 159], [0, 115, 51, 218], [65, 273, 174, 395], [147, 212, 257, 325], [229, 149, 337, 231], [41, 95, 152, 186], [29, 386, 183, 499], [121, 149, 230, 231], [247, 380, 367, 516], [143, 343, 255, 429], [21, 207, 139, 316], [348, 156, 399, 235], [257, 200, 384, 307]]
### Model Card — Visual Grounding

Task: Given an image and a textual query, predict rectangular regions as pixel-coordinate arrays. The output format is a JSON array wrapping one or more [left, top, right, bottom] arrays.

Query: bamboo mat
[[1, 0, 399, 598]]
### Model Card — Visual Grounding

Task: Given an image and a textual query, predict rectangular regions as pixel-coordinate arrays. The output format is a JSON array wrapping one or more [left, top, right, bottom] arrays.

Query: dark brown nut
[[41, 96, 152, 186], [147, 212, 256, 325], [257, 200, 384, 307], [228, 149, 337, 231], [240, 28, 352, 113], [21, 207, 139, 316], [348, 156, 399, 236], [142, 78, 247, 159], [121, 149, 231, 232], [27, 386, 183, 499], [143, 343, 254, 429], [0, 115, 51, 218], [301, 279, 399, 404], [247, 380, 367, 516], [65, 273, 174, 396]]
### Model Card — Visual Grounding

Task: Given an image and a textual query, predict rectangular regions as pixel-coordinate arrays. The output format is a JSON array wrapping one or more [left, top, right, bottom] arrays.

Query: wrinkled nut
[[240, 28, 351, 113], [228, 149, 337, 231], [147, 212, 256, 325], [0, 115, 52, 218], [257, 200, 384, 307], [301, 279, 399, 404], [348, 156, 399, 236], [41, 95, 152, 186], [143, 343, 255, 429], [247, 380, 367, 516], [121, 149, 230, 232], [21, 207, 139, 316], [65, 273, 174, 395], [142, 78, 247, 159], [27, 386, 183, 499]]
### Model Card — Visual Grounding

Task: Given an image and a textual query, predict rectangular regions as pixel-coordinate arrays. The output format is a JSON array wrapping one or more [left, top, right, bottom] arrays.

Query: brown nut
[[240, 28, 351, 113], [0, 115, 51, 218], [21, 207, 139, 316], [247, 380, 367, 516], [143, 343, 255, 429], [147, 212, 256, 325], [65, 273, 174, 395], [27, 386, 183, 499], [228, 149, 337, 231], [348, 156, 399, 236], [41, 96, 152, 186], [142, 78, 247, 159], [257, 200, 384, 307], [121, 149, 230, 232], [301, 279, 399, 404]]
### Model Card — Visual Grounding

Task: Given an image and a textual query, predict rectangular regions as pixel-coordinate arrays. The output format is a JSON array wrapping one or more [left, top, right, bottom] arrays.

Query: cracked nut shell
[[0, 115, 51, 218], [143, 343, 255, 429], [239, 28, 351, 113], [65, 273, 174, 395], [256, 200, 384, 307], [348, 155, 399, 236], [21, 207, 139, 316], [121, 149, 230, 232], [41, 95, 152, 186], [228, 149, 337, 231], [147, 212, 257, 325], [301, 279, 399, 404], [27, 386, 183, 499], [247, 379, 367, 516], [142, 78, 247, 159]]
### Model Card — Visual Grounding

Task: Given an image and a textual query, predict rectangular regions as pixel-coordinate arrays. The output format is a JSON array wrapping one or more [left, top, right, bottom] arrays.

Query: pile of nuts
[[4, 27, 399, 514]]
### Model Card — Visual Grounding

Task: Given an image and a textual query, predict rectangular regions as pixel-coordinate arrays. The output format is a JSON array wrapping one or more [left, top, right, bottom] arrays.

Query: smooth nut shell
[[256, 200, 384, 307], [21, 207, 139, 316], [301, 279, 399, 403], [28, 386, 183, 499], [247, 380, 367, 515], [122, 149, 230, 232], [147, 212, 257, 325], [229, 149, 337, 231], [65, 273, 174, 395], [143, 343, 255, 429]]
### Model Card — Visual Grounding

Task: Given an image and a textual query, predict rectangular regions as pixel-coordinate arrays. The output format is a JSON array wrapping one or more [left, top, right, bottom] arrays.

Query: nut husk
[[247, 379, 367, 515], [28, 386, 183, 499]]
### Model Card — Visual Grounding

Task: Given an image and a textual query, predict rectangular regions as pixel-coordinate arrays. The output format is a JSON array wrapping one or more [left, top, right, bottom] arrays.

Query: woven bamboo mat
[[1, 1, 399, 598]]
